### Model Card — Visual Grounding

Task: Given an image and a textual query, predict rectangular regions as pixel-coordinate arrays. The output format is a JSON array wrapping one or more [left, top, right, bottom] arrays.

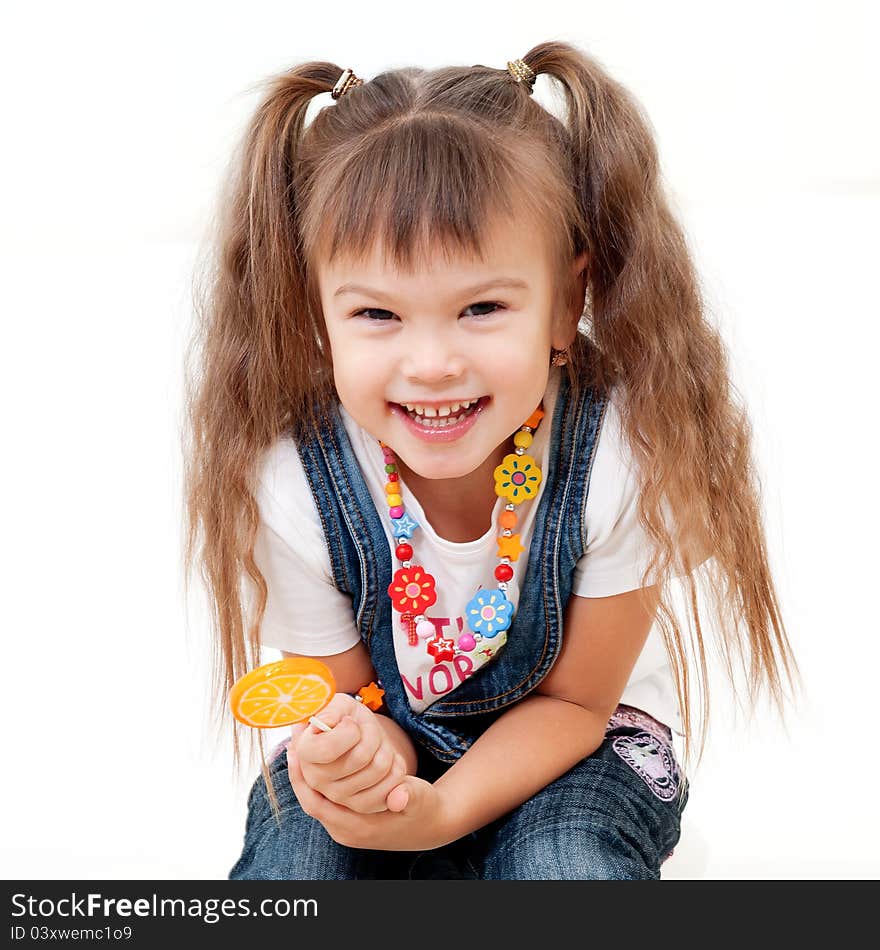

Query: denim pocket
[[610, 729, 682, 802]]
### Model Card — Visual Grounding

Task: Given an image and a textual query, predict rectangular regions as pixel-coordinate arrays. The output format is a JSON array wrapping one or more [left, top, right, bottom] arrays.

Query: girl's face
[[316, 214, 582, 483]]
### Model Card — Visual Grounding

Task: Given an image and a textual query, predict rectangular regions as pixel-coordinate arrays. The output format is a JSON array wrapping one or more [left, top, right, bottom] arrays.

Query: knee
[[481, 825, 659, 881]]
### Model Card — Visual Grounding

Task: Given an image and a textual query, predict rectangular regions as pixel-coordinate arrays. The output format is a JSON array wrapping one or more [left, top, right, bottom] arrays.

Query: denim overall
[[229, 372, 689, 879]]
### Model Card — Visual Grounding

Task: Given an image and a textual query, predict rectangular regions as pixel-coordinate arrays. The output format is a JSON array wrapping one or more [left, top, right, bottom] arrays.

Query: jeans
[[228, 705, 688, 880]]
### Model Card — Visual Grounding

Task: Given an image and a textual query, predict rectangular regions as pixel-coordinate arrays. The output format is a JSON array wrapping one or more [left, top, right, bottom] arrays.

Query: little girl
[[183, 40, 799, 880]]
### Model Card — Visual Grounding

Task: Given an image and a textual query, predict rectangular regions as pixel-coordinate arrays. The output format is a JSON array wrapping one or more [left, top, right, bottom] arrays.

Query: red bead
[[494, 563, 514, 582], [395, 543, 413, 561], [427, 635, 456, 663], [388, 472, 399, 481]]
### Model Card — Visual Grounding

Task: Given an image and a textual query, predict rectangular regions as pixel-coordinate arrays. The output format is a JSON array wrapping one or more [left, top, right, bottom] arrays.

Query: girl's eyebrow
[[333, 277, 529, 300]]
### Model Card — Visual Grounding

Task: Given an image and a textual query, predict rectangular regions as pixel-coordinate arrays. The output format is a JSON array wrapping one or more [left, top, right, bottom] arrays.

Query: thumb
[[385, 777, 414, 813]]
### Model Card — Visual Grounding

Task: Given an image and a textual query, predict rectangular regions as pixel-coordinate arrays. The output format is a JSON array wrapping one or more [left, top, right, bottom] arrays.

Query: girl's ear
[[571, 250, 589, 297], [553, 251, 590, 349]]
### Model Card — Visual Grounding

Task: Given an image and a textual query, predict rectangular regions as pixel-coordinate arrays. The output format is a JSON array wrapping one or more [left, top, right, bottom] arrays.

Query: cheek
[[489, 329, 551, 374], [329, 343, 386, 399]]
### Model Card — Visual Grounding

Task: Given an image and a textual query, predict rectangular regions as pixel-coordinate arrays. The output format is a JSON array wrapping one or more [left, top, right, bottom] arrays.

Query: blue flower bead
[[464, 588, 514, 638]]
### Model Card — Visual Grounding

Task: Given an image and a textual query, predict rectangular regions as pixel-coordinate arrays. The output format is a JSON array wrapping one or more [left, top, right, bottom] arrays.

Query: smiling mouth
[[391, 396, 490, 427]]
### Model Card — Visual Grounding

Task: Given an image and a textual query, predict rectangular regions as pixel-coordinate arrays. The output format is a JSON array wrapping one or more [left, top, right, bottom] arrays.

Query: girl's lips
[[387, 396, 490, 444]]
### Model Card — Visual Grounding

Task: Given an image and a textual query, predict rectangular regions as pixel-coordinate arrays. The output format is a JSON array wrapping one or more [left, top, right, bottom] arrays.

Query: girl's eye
[[464, 301, 504, 319], [353, 308, 394, 321], [353, 302, 505, 322]]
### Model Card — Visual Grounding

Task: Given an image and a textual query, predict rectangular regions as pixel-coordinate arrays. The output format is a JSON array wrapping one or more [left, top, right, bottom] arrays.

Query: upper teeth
[[402, 399, 479, 417]]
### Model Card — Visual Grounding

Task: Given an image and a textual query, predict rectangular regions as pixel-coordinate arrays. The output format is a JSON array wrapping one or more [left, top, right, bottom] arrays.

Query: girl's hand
[[288, 692, 408, 815], [286, 741, 453, 851]]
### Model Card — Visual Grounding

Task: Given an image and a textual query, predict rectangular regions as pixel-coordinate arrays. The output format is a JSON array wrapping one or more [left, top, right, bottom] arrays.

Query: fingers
[[285, 744, 327, 818], [294, 692, 374, 766], [301, 708, 383, 773], [332, 714, 384, 779], [385, 780, 410, 813], [300, 714, 386, 792], [290, 737, 406, 817], [334, 753, 409, 815], [292, 694, 406, 814], [297, 715, 361, 766], [327, 743, 402, 800]]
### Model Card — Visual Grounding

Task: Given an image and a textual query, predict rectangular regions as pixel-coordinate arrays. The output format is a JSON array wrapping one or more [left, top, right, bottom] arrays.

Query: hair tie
[[334, 61, 535, 99], [332, 68, 364, 100], [506, 58, 536, 93]]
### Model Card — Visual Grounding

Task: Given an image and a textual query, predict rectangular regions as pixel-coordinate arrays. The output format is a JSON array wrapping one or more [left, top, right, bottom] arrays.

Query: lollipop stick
[[309, 715, 333, 733]]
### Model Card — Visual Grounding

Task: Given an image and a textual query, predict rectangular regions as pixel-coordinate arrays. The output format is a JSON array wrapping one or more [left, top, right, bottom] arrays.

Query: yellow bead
[[514, 431, 533, 449], [386, 493, 402, 507]]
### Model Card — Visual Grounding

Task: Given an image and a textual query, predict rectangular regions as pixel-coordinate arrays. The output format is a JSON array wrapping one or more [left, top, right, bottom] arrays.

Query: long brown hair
[[182, 40, 800, 796]]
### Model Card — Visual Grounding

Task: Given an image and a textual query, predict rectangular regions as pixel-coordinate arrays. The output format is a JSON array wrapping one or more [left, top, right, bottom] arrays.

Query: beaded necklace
[[379, 404, 545, 664]]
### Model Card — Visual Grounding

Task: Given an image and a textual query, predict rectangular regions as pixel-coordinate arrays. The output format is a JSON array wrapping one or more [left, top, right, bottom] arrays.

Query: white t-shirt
[[250, 367, 689, 735]]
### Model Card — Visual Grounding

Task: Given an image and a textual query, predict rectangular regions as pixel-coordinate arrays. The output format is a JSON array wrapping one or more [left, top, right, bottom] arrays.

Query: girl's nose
[[399, 332, 465, 385]]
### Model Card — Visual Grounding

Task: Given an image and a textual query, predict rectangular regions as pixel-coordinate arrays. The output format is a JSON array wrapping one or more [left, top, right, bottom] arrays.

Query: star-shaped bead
[[496, 533, 526, 561], [356, 681, 386, 711], [427, 636, 456, 664], [391, 511, 420, 540]]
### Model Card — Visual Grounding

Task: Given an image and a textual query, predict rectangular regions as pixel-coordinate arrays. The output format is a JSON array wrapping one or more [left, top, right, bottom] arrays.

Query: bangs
[[300, 113, 573, 275]]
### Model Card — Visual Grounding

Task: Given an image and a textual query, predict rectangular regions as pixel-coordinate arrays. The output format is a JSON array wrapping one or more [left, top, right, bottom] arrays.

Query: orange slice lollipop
[[230, 657, 336, 728]]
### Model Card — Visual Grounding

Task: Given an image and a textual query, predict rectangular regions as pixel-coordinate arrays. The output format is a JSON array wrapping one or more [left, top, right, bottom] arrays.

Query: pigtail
[[525, 41, 801, 769], [183, 62, 342, 802]]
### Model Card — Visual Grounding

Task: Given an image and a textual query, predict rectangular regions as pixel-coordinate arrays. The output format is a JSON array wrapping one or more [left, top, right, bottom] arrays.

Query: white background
[[2, 0, 878, 879]]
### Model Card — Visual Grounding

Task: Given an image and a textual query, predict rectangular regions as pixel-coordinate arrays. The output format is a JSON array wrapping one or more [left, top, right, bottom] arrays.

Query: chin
[[401, 446, 489, 481]]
